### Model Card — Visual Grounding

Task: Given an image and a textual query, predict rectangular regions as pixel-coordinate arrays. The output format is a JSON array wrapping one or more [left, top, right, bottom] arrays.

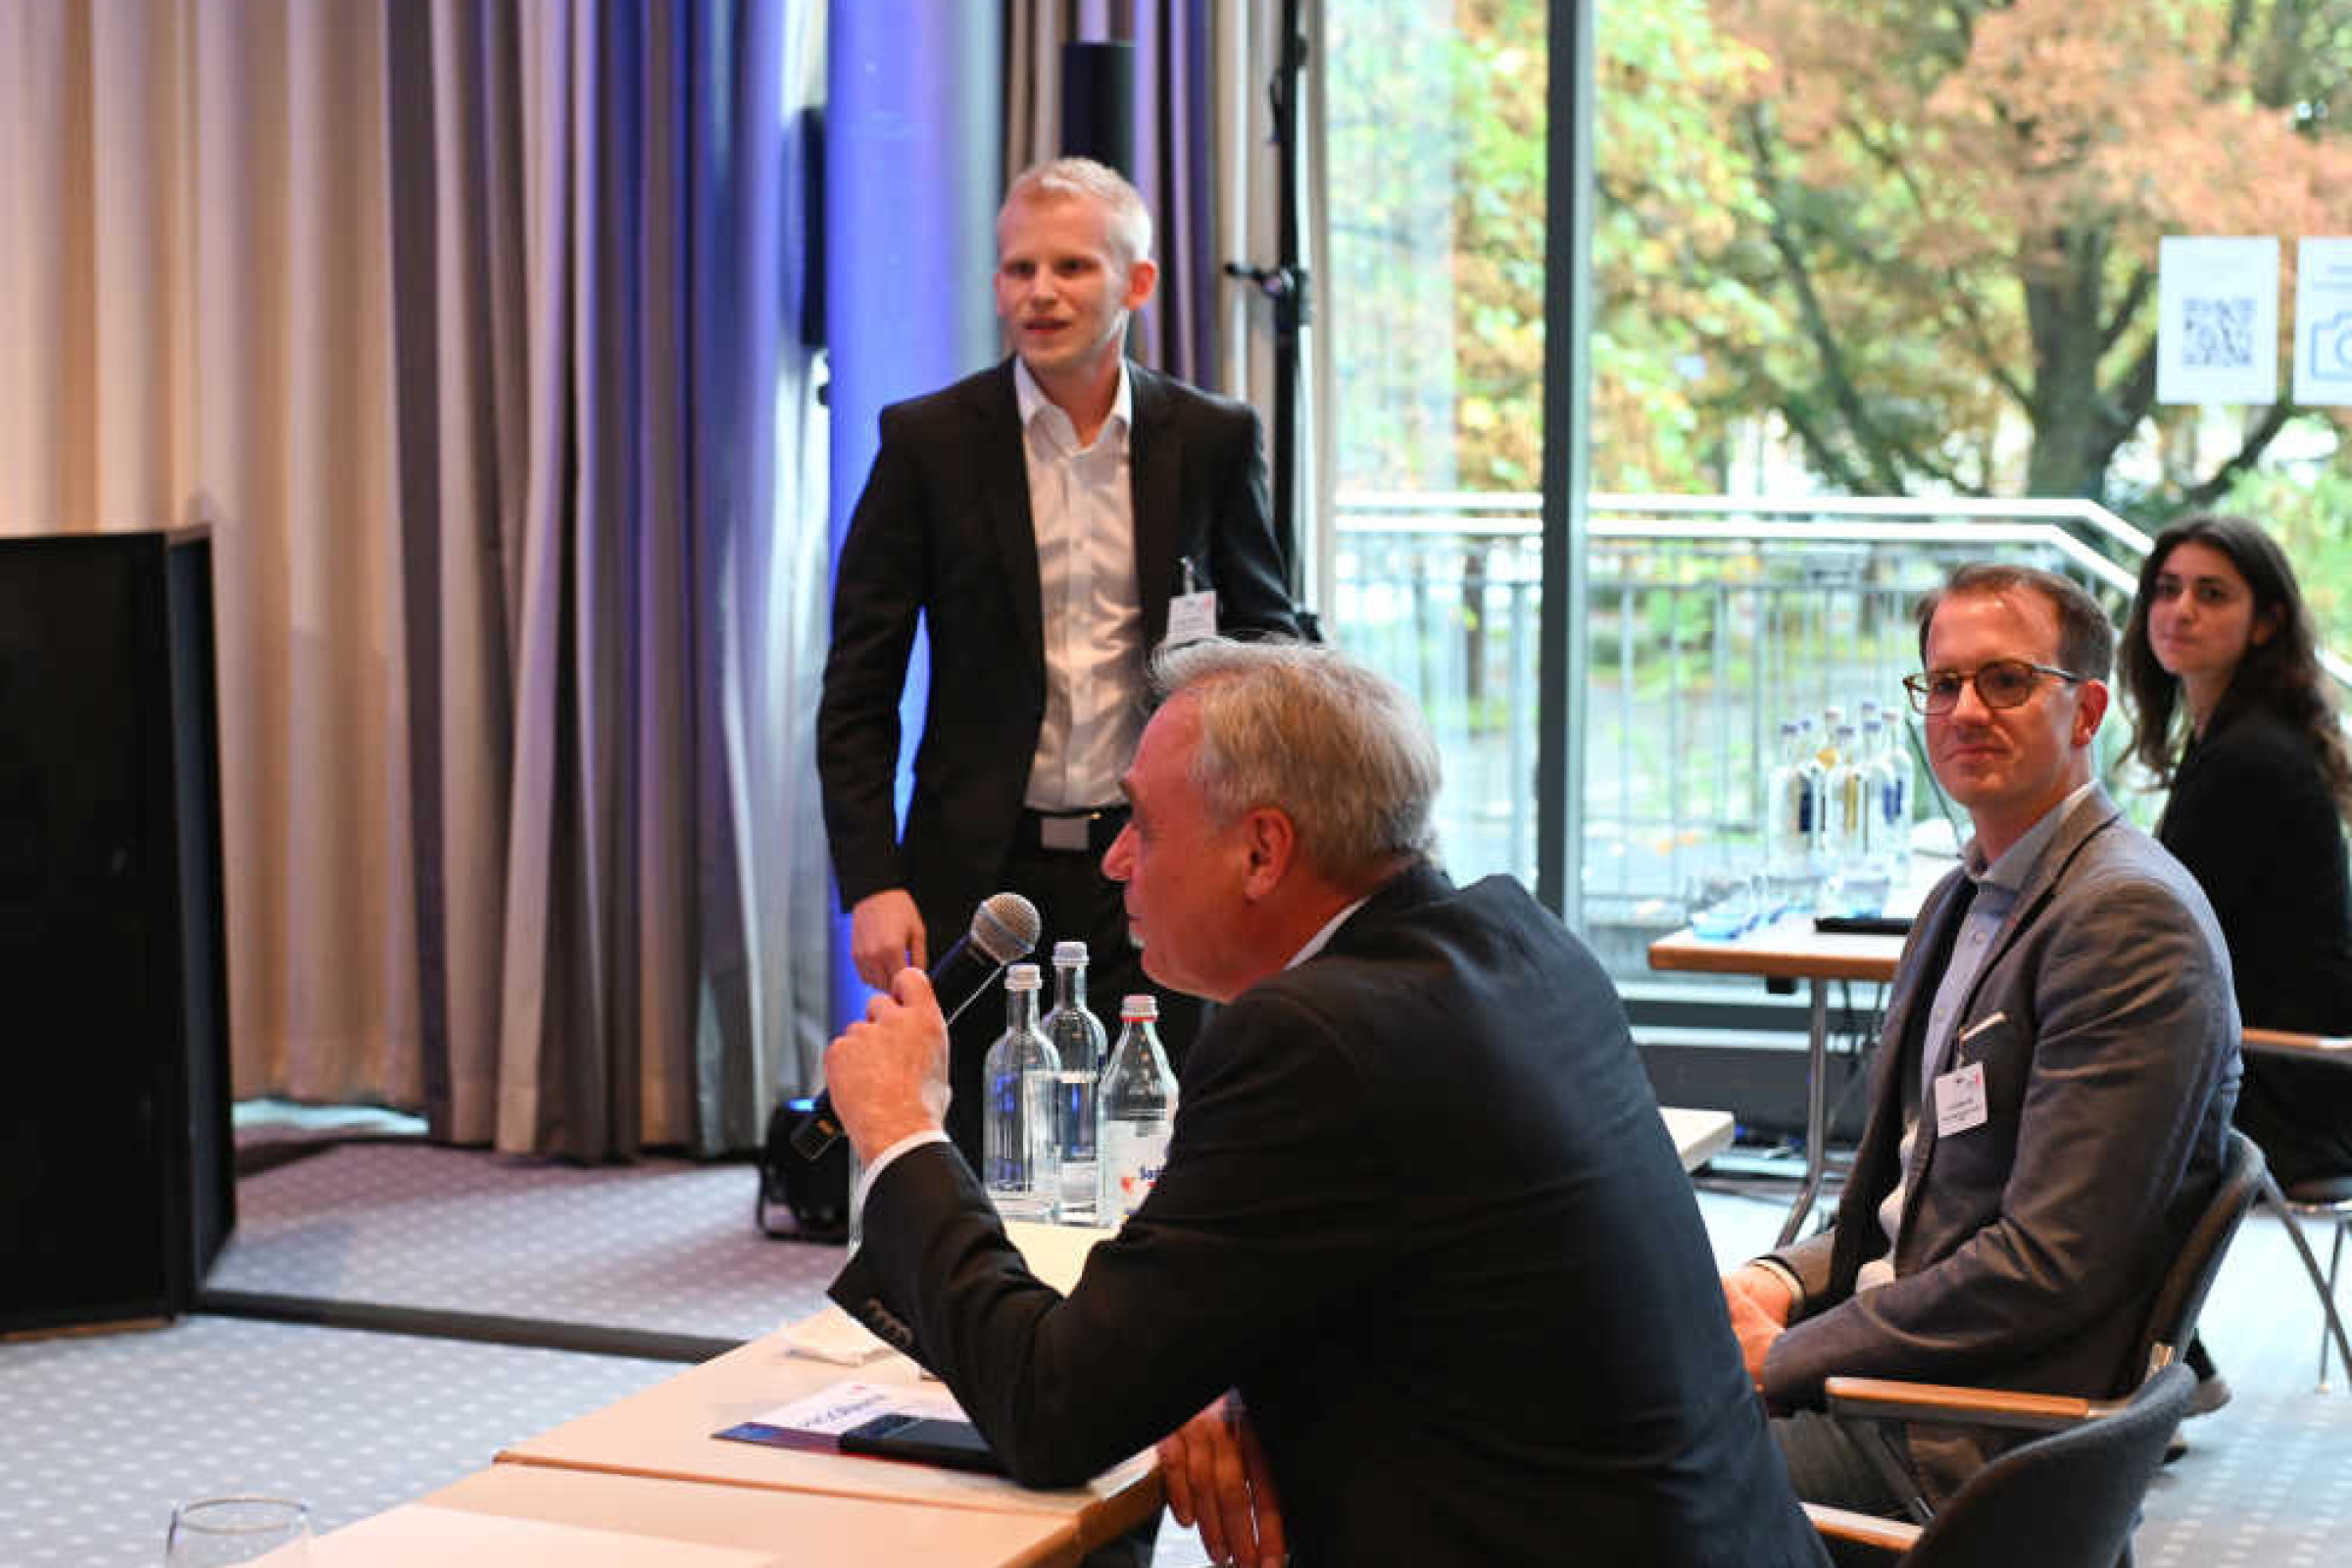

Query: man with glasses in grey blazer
[[1722, 563, 2241, 1512]]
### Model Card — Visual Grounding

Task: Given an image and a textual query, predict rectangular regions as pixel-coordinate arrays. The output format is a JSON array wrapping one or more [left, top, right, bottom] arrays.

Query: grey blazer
[[1762, 786, 2240, 1421]]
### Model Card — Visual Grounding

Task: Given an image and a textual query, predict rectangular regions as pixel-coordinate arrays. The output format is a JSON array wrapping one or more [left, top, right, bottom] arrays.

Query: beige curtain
[[1, 0, 424, 1109], [1, 0, 832, 1157]]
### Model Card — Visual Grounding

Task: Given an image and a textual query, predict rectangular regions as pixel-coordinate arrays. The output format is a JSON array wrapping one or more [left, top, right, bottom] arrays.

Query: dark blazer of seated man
[[825, 639, 1829, 1568], [1722, 564, 2241, 1511]]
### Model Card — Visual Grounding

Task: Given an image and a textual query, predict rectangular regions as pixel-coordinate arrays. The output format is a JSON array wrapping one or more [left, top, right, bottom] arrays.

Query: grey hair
[[1001, 157, 1153, 269], [1150, 639, 1441, 883]]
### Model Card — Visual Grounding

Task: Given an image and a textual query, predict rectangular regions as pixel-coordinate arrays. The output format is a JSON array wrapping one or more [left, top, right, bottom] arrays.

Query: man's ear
[[2074, 678, 2111, 746], [1123, 255, 1160, 312], [1239, 806, 1296, 900]]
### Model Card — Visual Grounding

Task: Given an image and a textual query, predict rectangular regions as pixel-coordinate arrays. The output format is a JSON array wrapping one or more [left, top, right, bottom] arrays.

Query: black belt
[[1015, 805, 1130, 856]]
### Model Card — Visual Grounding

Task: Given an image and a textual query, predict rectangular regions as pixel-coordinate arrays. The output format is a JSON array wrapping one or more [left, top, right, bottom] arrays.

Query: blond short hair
[[1000, 157, 1152, 270]]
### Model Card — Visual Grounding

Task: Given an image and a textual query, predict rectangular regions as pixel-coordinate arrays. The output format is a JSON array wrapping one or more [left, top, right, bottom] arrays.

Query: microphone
[[792, 890, 1043, 1159]]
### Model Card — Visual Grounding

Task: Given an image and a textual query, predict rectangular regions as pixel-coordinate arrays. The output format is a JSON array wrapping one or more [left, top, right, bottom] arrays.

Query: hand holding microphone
[[796, 891, 1042, 1159]]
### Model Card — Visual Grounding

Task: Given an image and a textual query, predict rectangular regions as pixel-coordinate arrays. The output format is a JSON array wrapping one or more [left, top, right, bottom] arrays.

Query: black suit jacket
[[834, 864, 1827, 1567], [816, 359, 1298, 934], [2158, 708, 2352, 1034], [2159, 708, 2352, 1183]]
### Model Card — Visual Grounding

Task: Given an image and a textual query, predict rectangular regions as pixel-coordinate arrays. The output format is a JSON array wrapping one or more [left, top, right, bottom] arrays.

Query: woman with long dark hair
[[2122, 513, 2352, 1185]]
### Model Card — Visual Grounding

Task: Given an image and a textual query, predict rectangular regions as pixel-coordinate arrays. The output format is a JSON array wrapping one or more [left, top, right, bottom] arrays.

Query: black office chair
[[1825, 1129, 2265, 1525], [2242, 1028, 2352, 1389], [2129, 1127, 2269, 1381], [1805, 1360, 2194, 1568]]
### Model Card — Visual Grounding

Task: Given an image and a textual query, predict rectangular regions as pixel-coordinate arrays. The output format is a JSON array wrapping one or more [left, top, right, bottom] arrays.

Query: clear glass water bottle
[[1100, 994, 1178, 1221], [1042, 940, 1110, 1224], [1821, 721, 1866, 865], [1764, 718, 1822, 916], [1872, 708, 1915, 881], [982, 963, 1060, 1220], [1824, 720, 1890, 914]]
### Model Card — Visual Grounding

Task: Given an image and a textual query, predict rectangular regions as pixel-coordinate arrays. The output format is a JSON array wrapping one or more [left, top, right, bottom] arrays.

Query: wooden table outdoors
[[1648, 920, 1905, 1245]]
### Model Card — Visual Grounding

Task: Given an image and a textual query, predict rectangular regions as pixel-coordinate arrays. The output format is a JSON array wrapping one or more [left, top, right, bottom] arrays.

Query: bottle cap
[[1004, 963, 1041, 991], [1120, 994, 1159, 1019], [1053, 940, 1090, 964]]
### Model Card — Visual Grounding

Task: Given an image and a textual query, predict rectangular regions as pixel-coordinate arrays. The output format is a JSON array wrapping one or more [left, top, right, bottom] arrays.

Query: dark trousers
[[942, 836, 1205, 1169], [1772, 1410, 1910, 1568]]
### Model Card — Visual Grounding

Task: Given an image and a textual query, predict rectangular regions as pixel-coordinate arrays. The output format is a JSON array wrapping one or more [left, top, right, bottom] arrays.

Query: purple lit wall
[[825, 2, 1004, 1030]]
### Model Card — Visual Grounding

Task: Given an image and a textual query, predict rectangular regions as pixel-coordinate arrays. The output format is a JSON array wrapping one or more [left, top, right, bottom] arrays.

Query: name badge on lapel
[[1934, 1060, 1988, 1138], [1164, 555, 1217, 648]]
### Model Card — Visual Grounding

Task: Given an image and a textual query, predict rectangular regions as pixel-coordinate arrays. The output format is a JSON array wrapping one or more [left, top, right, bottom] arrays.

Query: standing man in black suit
[[824, 640, 1829, 1568], [818, 157, 1298, 1164]]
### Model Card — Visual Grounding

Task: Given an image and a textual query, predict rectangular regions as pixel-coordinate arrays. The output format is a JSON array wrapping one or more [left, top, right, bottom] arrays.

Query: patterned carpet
[[0, 1315, 679, 1568], [208, 1142, 840, 1347], [3, 1131, 2346, 1566]]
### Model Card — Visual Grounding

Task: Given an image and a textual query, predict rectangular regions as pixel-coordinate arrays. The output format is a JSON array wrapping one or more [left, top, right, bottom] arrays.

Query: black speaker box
[[1060, 41, 1137, 178], [0, 528, 234, 1333]]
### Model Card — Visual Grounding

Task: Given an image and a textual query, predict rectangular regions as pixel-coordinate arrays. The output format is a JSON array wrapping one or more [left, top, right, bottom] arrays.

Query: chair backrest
[[1899, 1361, 2195, 1568], [2129, 1128, 2265, 1384]]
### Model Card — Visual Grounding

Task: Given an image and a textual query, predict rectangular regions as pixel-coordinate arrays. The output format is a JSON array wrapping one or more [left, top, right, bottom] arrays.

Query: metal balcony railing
[[1331, 490, 2230, 984]]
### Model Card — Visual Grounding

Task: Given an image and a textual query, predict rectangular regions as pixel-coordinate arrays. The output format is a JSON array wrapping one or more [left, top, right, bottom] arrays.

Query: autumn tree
[[1669, 0, 2352, 506]]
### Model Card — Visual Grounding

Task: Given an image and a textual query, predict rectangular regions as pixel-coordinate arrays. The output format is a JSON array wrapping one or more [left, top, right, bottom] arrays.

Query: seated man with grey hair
[[824, 638, 1827, 1568]]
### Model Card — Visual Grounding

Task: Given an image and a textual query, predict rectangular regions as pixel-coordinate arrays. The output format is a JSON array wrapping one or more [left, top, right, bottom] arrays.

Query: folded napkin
[[779, 1303, 895, 1365]]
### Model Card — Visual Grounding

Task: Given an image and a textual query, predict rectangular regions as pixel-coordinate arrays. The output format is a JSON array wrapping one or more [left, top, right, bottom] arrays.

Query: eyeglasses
[[1902, 660, 2085, 715]]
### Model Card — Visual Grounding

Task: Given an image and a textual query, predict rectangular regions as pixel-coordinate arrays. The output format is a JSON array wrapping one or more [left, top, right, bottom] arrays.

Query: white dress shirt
[[1013, 358, 1146, 811]]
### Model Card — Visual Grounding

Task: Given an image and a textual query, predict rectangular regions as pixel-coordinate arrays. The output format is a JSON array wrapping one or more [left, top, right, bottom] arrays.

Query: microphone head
[[970, 891, 1042, 965]]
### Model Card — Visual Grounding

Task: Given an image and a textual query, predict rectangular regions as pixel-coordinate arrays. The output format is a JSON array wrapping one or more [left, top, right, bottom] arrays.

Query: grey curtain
[[390, 0, 831, 1159]]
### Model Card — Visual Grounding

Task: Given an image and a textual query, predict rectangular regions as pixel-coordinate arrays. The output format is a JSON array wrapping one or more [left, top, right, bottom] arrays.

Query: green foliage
[[2218, 451, 2352, 651]]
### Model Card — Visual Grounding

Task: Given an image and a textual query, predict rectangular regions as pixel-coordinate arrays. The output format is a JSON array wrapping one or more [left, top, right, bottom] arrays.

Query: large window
[[1326, 0, 1549, 887], [1324, 0, 2352, 985]]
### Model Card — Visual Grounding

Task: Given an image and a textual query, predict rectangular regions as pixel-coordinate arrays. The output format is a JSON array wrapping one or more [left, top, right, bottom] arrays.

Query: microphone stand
[[1225, 0, 1319, 642]]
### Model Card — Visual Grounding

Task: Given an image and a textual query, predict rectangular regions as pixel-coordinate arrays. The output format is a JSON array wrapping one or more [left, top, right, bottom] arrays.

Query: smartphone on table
[[836, 1410, 1008, 1474]]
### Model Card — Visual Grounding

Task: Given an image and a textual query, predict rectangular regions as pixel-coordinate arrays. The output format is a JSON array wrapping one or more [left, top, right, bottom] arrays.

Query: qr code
[[2182, 297, 2255, 368]]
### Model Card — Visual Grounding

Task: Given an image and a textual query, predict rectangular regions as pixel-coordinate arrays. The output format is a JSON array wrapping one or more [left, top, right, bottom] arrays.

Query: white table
[[488, 1102, 1739, 1566], [310, 1462, 1077, 1568], [495, 1332, 1158, 1560], [1662, 1104, 1737, 1172]]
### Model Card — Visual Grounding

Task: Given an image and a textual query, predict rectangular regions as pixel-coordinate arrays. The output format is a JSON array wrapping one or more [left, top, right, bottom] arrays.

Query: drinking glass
[[1821, 860, 1894, 918], [165, 1496, 312, 1566], [1684, 866, 1761, 940]]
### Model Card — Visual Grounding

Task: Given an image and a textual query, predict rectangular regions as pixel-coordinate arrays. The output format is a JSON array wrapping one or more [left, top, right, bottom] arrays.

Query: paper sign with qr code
[[2159, 236, 2278, 406]]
